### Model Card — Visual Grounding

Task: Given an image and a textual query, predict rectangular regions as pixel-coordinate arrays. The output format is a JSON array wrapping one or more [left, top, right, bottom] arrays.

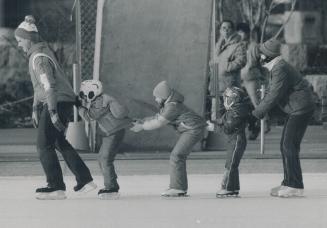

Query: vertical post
[[73, 63, 79, 122], [260, 84, 266, 155], [93, 0, 105, 80]]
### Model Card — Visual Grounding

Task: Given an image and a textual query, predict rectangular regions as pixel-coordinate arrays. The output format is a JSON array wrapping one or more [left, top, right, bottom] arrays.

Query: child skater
[[130, 81, 207, 197], [215, 86, 251, 197], [77, 80, 133, 199]]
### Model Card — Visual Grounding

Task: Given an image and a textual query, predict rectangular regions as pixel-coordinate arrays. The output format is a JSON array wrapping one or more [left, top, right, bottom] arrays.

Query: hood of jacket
[[165, 90, 184, 104]]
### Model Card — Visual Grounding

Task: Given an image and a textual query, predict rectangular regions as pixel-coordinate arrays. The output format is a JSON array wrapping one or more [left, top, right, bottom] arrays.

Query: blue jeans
[[98, 129, 125, 190], [37, 102, 93, 189], [169, 128, 204, 191], [280, 111, 313, 189]]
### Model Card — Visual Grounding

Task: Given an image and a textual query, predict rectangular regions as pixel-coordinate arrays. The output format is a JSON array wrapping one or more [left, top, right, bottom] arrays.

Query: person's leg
[[220, 131, 247, 192], [281, 111, 313, 189], [280, 116, 289, 187], [169, 128, 204, 191], [37, 104, 65, 190], [98, 129, 125, 190], [54, 103, 93, 187]]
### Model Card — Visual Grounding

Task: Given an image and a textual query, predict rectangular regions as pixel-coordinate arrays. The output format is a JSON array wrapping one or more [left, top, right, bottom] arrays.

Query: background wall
[[99, 0, 212, 150]]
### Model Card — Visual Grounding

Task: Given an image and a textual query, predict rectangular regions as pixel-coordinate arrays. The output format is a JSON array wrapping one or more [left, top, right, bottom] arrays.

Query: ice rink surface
[[0, 173, 326, 228]]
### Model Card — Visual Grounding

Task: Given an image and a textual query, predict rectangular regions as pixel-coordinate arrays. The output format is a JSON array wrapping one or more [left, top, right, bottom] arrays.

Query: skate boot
[[270, 185, 286, 197], [35, 186, 66, 200], [277, 187, 304, 198], [98, 188, 120, 200], [216, 189, 239, 198], [161, 188, 188, 197], [74, 181, 97, 194]]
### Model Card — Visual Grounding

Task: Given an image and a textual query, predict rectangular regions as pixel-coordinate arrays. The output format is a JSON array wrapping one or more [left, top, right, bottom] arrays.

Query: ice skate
[[270, 185, 286, 197], [216, 189, 239, 198], [278, 187, 304, 198], [98, 188, 120, 200], [35, 186, 67, 200], [74, 181, 97, 194], [161, 188, 188, 197]]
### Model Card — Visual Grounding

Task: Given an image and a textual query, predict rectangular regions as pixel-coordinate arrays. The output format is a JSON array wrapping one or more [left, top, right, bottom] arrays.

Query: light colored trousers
[[169, 128, 204, 191]]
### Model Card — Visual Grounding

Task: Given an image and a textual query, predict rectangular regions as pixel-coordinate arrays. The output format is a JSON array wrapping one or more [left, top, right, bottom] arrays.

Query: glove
[[252, 109, 264, 120], [32, 106, 39, 128], [130, 121, 144, 132], [75, 95, 82, 108], [49, 110, 66, 132]]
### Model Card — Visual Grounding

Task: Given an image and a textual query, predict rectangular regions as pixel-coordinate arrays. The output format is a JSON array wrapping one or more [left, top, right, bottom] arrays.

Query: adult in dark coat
[[252, 39, 315, 198]]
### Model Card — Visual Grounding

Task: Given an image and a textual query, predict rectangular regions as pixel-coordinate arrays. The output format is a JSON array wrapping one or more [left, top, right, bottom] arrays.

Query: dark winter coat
[[220, 98, 251, 135], [253, 59, 315, 119]]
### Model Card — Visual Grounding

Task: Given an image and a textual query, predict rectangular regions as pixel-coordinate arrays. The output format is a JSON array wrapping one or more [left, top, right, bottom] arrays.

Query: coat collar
[[263, 56, 283, 71], [27, 42, 48, 57]]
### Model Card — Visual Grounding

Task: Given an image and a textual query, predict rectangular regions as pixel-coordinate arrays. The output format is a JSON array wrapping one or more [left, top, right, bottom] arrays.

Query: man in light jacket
[[15, 15, 96, 200]]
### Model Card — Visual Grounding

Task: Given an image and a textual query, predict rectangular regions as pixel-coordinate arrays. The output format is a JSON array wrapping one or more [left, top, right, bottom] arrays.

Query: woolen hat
[[15, 15, 40, 42], [259, 39, 281, 58], [153, 81, 171, 99]]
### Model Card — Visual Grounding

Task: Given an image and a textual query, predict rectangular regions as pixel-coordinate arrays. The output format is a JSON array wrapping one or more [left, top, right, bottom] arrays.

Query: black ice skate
[[98, 188, 120, 200], [35, 186, 66, 200]]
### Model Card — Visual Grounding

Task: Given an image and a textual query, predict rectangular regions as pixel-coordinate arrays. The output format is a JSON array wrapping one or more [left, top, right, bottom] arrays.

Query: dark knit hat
[[153, 81, 172, 99], [259, 39, 281, 58], [15, 15, 40, 42]]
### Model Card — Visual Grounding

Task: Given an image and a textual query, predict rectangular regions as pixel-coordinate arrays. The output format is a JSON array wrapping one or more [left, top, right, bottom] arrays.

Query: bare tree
[[216, 0, 297, 43]]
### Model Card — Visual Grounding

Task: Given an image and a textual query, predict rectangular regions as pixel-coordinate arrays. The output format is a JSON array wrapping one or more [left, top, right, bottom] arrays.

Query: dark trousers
[[37, 102, 93, 189], [221, 130, 247, 191], [280, 111, 313, 189], [98, 129, 125, 190]]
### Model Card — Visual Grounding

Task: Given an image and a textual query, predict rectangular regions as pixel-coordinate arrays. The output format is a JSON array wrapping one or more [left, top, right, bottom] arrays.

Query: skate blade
[[161, 193, 189, 198], [98, 192, 120, 200], [36, 191, 67, 200], [216, 193, 240, 198]]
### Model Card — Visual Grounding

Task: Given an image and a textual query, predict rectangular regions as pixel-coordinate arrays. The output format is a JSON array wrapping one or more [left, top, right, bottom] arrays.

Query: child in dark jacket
[[78, 80, 132, 199], [130, 81, 207, 197], [216, 86, 251, 197]]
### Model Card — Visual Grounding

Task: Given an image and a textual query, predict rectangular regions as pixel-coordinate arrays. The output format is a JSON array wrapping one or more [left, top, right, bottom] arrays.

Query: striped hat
[[15, 15, 40, 42]]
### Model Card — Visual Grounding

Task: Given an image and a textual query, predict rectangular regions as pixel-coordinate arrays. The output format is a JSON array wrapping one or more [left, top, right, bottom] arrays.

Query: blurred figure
[[237, 22, 269, 140]]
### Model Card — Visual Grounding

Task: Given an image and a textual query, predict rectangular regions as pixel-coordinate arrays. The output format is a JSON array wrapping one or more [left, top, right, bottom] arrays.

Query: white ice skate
[[161, 188, 188, 197], [270, 185, 286, 197], [74, 181, 97, 194], [277, 187, 304, 198]]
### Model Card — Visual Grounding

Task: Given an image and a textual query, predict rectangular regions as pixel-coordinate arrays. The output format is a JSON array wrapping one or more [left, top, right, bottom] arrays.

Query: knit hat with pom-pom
[[15, 15, 40, 42]]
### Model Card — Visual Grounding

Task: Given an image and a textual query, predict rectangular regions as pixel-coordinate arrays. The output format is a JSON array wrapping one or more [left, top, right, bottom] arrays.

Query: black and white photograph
[[0, 0, 326, 227]]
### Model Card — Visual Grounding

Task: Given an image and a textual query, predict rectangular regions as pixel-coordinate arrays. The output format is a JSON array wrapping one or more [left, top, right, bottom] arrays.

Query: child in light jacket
[[131, 81, 207, 197], [78, 80, 132, 199]]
